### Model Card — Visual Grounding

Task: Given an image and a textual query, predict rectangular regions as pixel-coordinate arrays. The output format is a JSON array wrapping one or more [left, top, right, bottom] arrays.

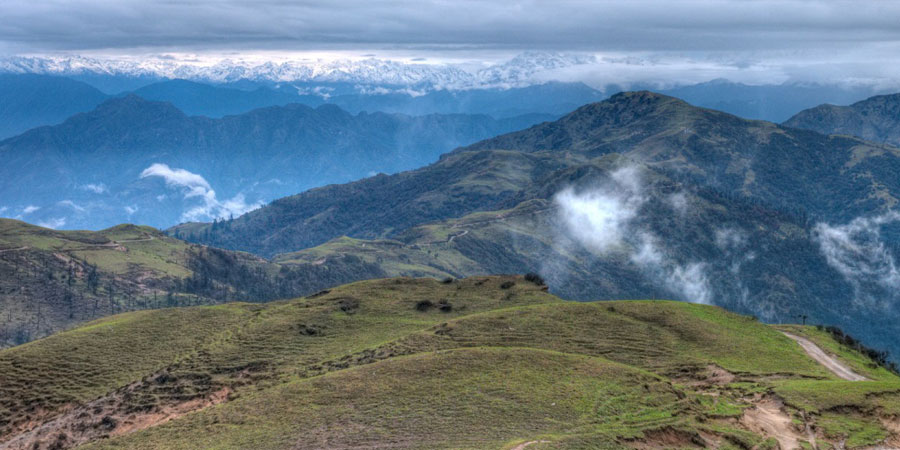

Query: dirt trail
[[0, 246, 28, 253], [741, 397, 806, 450], [783, 332, 869, 381]]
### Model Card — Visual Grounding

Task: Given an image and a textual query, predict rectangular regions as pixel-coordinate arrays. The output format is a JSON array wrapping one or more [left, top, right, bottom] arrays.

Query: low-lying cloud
[[814, 211, 900, 303], [553, 165, 714, 304], [140, 163, 262, 222]]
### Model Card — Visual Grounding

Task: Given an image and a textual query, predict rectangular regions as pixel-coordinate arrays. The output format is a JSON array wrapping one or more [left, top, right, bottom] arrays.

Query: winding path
[[783, 332, 868, 381]]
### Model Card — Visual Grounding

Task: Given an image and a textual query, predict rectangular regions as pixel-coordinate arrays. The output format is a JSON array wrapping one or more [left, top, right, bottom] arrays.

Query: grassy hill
[[0, 219, 390, 348], [0, 276, 898, 449]]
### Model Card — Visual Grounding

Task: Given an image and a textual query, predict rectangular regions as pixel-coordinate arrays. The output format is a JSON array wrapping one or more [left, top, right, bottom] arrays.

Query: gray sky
[[2, 1, 900, 85]]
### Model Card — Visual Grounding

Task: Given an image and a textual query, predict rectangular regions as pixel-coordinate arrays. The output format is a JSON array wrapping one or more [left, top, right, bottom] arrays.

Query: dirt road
[[783, 332, 868, 381]]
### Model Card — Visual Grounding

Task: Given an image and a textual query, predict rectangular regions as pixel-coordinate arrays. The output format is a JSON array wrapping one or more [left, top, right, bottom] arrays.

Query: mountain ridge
[[0, 95, 554, 229], [784, 92, 900, 146]]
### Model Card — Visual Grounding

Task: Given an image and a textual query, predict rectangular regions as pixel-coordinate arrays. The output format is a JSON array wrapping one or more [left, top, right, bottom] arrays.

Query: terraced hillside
[[0, 219, 386, 347], [1, 276, 898, 449]]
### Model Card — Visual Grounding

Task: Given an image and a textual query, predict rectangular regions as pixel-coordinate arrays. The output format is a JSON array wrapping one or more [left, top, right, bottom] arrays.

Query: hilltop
[[1, 276, 898, 449]]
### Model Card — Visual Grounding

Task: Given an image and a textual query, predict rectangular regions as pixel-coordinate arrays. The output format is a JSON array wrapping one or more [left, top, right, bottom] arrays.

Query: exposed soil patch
[[0, 371, 231, 450], [628, 427, 707, 448], [740, 397, 807, 450]]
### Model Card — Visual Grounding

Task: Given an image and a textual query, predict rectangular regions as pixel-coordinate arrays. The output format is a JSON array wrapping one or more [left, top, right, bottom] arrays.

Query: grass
[[0, 304, 255, 433], [375, 300, 833, 377], [2, 275, 900, 449], [85, 348, 685, 450]]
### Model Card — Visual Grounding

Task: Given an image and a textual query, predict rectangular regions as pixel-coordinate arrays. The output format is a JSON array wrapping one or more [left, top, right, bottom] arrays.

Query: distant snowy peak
[[0, 52, 597, 90], [477, 52, 598, 87]]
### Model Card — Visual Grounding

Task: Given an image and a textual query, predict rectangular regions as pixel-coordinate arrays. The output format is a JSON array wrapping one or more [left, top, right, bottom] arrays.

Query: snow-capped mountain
[[0, 52, 596, 91]]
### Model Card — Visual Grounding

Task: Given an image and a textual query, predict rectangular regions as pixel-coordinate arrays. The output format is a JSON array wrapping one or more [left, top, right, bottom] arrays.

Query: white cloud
[[554, 165, 644, 254], [629, 231, 713, 305], [814, 211, 900, 294], [21, 205, 39, 215], [79, 183, 108, 194], [714, 227, 747, 251], [37, 217, 66, 229], [124, 205, 138, 215], [0, 206, 7, 215], [140, 163, 263, 222], [57, 200, 85, 212], [554, 165, 713, 304]]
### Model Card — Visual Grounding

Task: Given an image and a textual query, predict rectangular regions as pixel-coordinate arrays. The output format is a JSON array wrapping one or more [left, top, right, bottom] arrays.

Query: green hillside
[[1, 276, 898, 449], [0, 219, 386, 348]]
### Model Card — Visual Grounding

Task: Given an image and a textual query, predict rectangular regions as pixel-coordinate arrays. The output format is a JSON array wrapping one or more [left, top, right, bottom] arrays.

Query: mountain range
[[0, 95, 553, 229], [170, 91, 900, 362], [0, 74, 108, 139], [0, 52, 599, 90]]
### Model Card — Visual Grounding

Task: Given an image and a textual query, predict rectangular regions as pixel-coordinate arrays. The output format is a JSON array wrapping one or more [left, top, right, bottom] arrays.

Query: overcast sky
[[2, 0, 900, 85]]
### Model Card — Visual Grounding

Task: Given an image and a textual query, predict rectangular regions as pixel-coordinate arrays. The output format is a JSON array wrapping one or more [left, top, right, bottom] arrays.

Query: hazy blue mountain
[[784, 93, 900, 146], [0, 96, 553, 230], [655, 79, 879, 122], [132, 79, 303, 117], [0, 74, 109, 139]]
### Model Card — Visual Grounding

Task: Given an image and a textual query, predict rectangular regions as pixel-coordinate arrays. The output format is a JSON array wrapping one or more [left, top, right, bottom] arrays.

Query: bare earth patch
[[740, 397, 807, 450]]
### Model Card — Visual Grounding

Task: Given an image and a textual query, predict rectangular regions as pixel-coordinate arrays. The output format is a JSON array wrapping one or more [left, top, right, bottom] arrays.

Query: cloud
[[814, 212, 900, 303], [629, 231, 713, 305], [21, 205, 39, 215], [140, 163, 262, 222], [78, 183, 108, 194], [0, 206, 7, 215], [57, 200, 86, 212], [37, 217, 65, 229], [2, 2, 900, 87], [553, 165, 713, 304], [124, 205, 138, 215], [553, 167, 643, 254]]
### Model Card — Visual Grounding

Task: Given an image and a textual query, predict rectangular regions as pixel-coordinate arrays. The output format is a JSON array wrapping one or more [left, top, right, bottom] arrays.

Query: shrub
[[415, 300, 434, 312], [441, 277, 454, 284], [337, 297, 360, 313], [500, 281, 515, 289], [438, 300, 453, 313], [524, 272, 546, 286]]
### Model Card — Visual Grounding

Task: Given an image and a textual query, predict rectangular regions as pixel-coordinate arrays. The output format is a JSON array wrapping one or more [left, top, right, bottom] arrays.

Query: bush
[[337, 297, 360, 314], [524, 272, 546, 286], [438, 300, 453, 313], [441, 277, 454, 284], [500, 281, 515, 289], [415, 300, 434, 312]]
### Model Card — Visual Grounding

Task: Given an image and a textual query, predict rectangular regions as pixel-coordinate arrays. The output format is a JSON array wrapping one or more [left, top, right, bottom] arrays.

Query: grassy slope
[[0, 218, 394, 349], [2, 276, 898, 449]]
